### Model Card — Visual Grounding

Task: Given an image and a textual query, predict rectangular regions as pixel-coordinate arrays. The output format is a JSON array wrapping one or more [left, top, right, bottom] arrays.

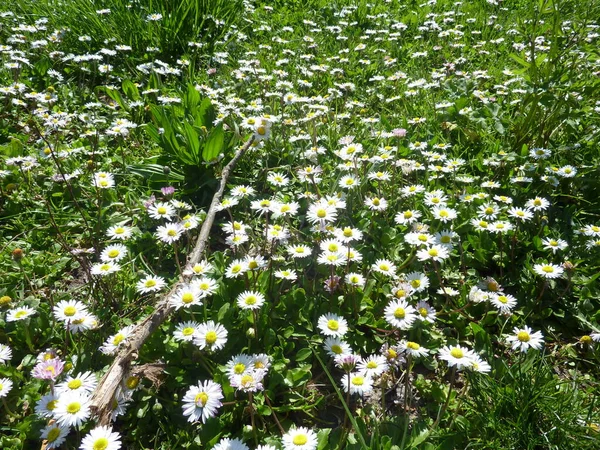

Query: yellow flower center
[[47, 428, 61, 442], [113, 334, 125, 345], [428, 248, 439, 257], [372, 198, 380, 206], [234, 363, 246, 374], [64, 306, 77, 316], [419, 307, 428, 317], [47, 400, 58, 410], [68, 379, 82, 390], [517, 331, 530, 342], [542, 266, 554, 273], [485, 207, 493, 215], [366, 361, 377, 369], [245, 296, 257, 305], [379, 264, 389, 271], [157, 207, 167, 214], [351, 375, 365, 386], [66, 402, 81, 414], [331, 345, 342, 354], [195, 392, 209, 406], [411, 279, 421, 288], [316, 209, 327, 218], [167, 229, 177, 237], [205, 331, 218, 344], [15, 311, 27, 318], [145, 279, 157, 288], [450, 348, 464, 358], [327, 319, 339, 331], [293, 435, 308, 445], [100, 264, 111, 271], [93, 438, 109, 450], [407, 341, 420, 350], [182, 327, 195, 336], [126, 376, 140, 390], [394, 307, 405, 319], [241, 374, 254, 386]]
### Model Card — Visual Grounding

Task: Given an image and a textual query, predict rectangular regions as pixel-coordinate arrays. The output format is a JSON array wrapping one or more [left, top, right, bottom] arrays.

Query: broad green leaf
[[202, 124, 225, 162]]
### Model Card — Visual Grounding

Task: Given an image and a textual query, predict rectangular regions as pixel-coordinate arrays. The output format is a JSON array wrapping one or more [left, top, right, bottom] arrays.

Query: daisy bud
[[0, 295, 11, 307], [246, 327, 256, 338]]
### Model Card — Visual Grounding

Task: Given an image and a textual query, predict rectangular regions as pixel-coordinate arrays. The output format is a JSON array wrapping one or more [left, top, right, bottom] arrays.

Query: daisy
[[213, 438, 249, 450], [415, 301, 437, 323], [80, 425, 122, 450], [438, 345, 476, 369], [156, 222, 184, 243], [468, 355, 492, 373], [395, 209, 422, 225], [317, 313, 348, 337], [53, 392, 91, 427], [31, 358, 65, 380], [230, 185, 256, 197], [0, 377, 13, 398], [100, 244, 128, 262], [401, 340, 430, 357], [384, 299, 417, 329], [226, 354, 255, 378], [147, 202, 175, 220], [184, 260, 214, 276], [194, 321, 228, 352], [267, 172, 290, 187], [40, 423, 69, 449], [471, 218, 491, 231], [541, 237, 568, 253], [339, 175, 359, 189], [274, 269, 298, 281], [35, 393, 59, 417], [489, 293, 517, 314], [507, 207, 534, 222], [416, 244, 450, 262], [435, 230, 459, 248], [506, 326, 544, 352], [230, 369, 266, 392], [173, 321, 201, 342], [432, 206, 457, 222], [340, 372, 374, 396], [180, 215, 199, 231], [6, 306, 36, 322], [404, 231, 435, 246], [365, 196, 388, 211], [405, 272, 430, 292], [106, 225, 133, 240], [91, 262, 121, 275], [100, 324, 135, 355], [525, 197, 550, 212], [0, 344, 11, 364], [490, 221, 514, 233], [237, 291, 266, 310], [333, 226, 363, 243], [56, 371, 97, 395], [323, 337, 352, 358], [282, 427, 318, 450], [372, 259, 397, 277], [188, 278, 217, 299], [533, 262, 564, 279], [245, 255, 268, 271], [251, 199, 273, 216], [357, 355, 389, 376], [169, 285, 202, 309], [287, 245, 312, 259], [53, 300, 88, 323], [136, 275, 166, 294], [317, 251, 348, 267], [225, 259, 249, 278], [306, 202, 337, 226], [181, 380, 223, 423], [345, 272, 366, 288]]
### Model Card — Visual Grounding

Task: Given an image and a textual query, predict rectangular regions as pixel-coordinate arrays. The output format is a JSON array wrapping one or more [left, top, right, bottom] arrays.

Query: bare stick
[[89, 138, 254, 425]]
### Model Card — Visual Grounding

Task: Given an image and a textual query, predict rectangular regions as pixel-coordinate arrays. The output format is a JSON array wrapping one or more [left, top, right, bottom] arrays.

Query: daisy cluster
[[0, 0, 599, 448]]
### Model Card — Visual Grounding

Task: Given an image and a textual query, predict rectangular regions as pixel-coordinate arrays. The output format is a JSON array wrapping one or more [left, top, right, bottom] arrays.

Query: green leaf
[[202, 124, 225, 162], [183, 122, 201, 164], [122, 79, 140, 101]]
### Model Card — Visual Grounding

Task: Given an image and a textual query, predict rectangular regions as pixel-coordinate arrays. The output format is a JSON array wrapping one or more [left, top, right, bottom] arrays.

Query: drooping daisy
[[80, 425, 122, 450], [237, 291, 266, 310], [384, 299, 417, 329], [136, 275, 166, 294], [53, 392, 91, 427], [468, 355, 492, 374], [40, 423, 69, 449], [181, 380, 223, 423], [282, 427, 318, 450], [438, 345, 476, 369], [506, 326, 544, 352], [184, 260, 214, 276], [533, 262, 564, 279], [100, 244, 128, 262], [274, 269, 298, 281]]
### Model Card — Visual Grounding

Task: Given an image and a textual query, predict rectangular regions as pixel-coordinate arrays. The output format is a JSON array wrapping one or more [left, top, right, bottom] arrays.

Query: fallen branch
[[89, 137, 254, 425]]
